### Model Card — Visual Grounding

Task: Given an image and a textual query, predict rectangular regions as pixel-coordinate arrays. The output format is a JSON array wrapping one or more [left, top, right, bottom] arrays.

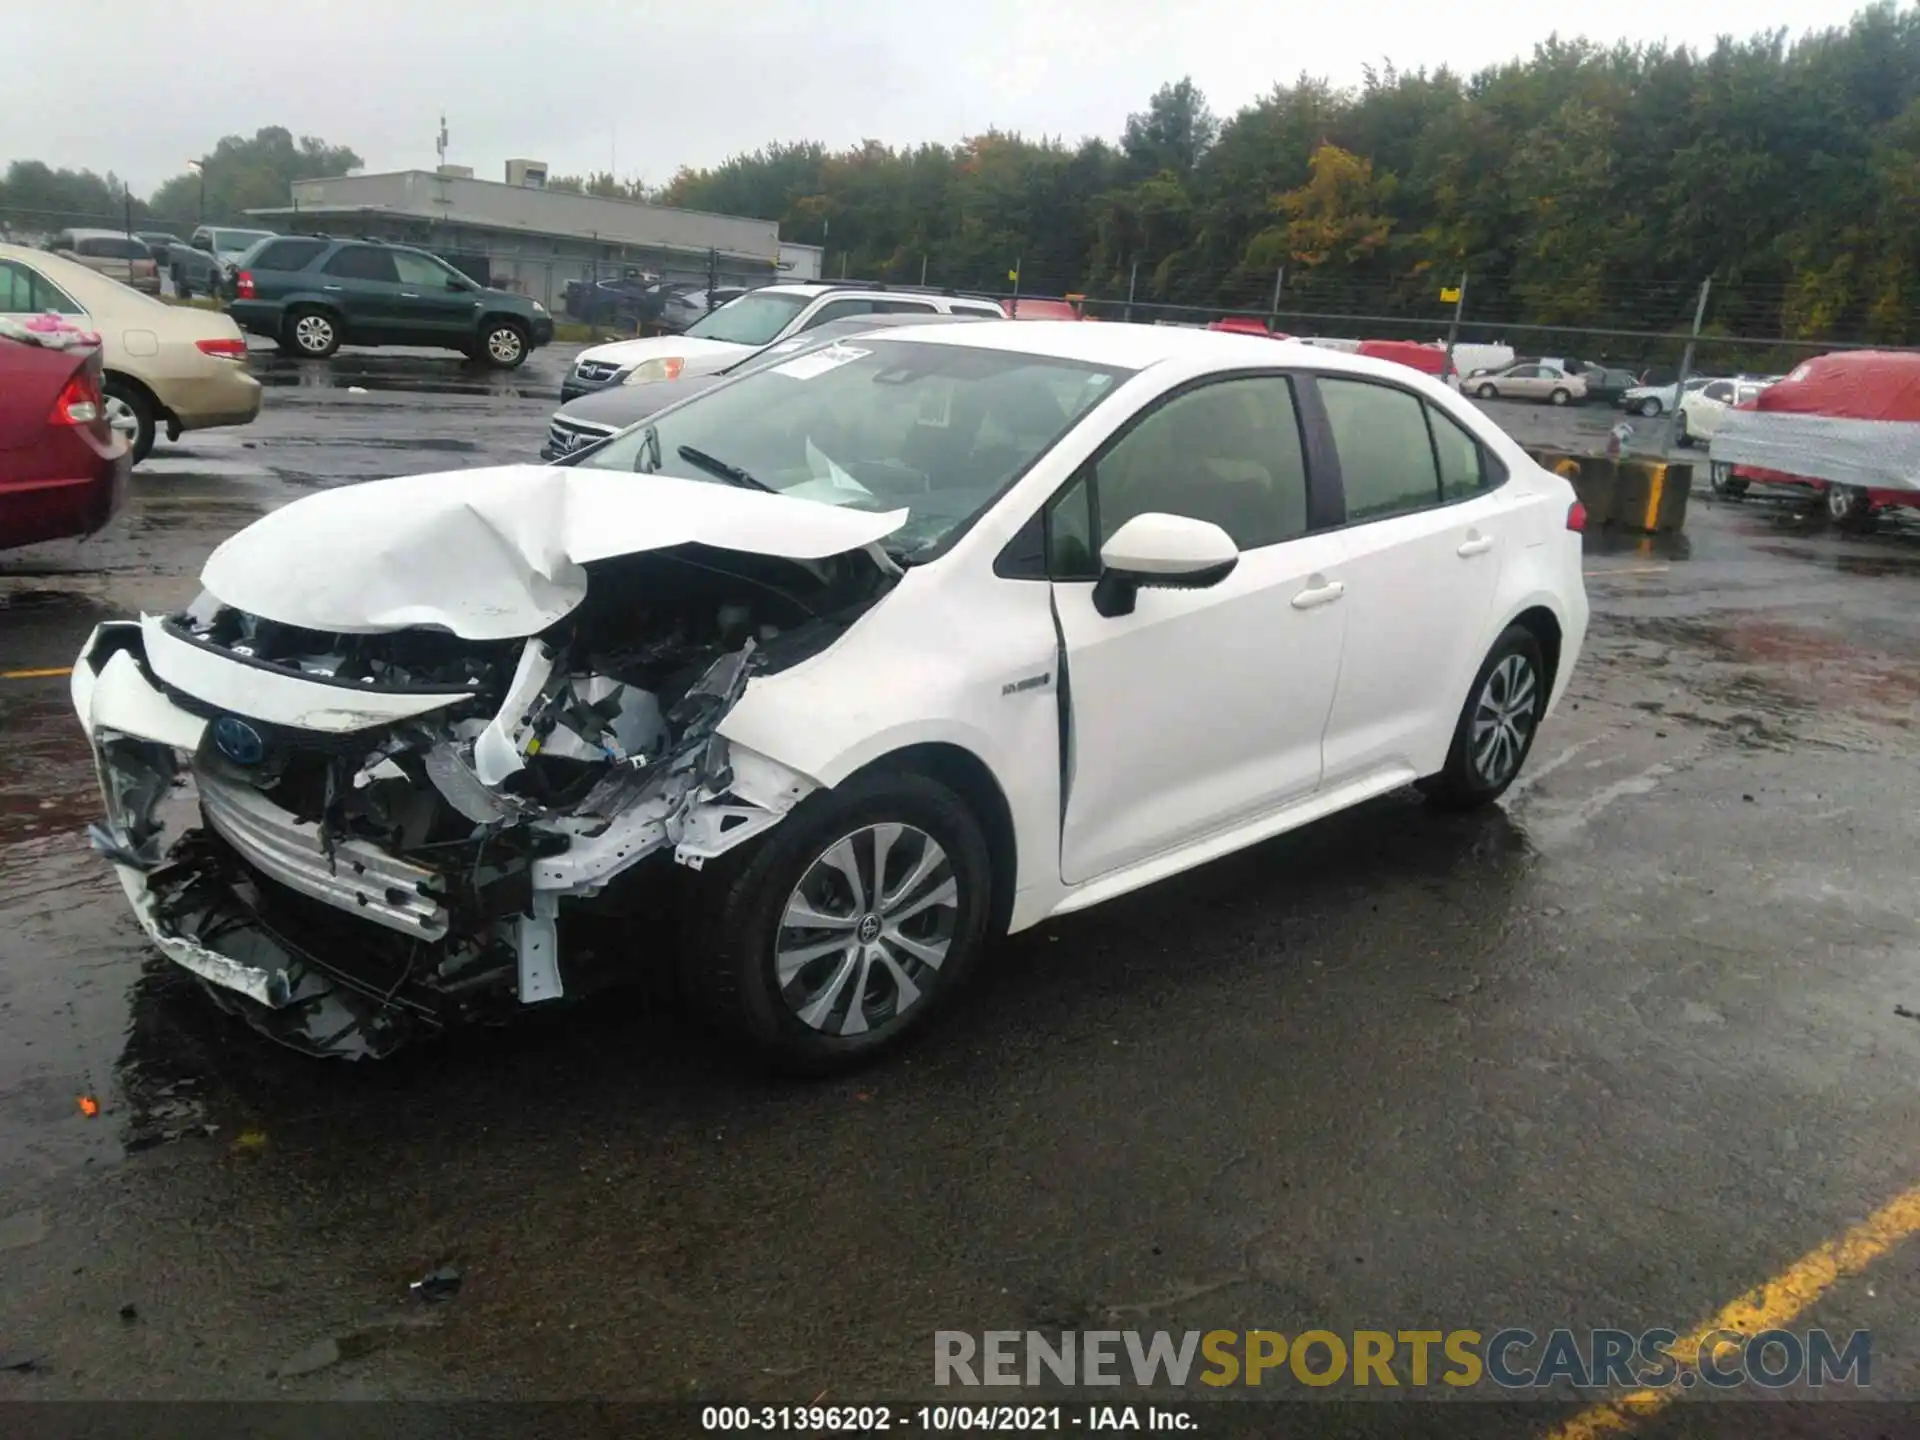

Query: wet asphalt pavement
[[2, 346, 1919, 1430]]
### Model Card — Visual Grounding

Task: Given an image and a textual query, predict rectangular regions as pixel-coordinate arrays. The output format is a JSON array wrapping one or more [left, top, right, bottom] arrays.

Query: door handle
[[1457, 534, 1494, 557], [1290, 578, 1346, 610], [399, 291, 421, 298], [322, 284, 343, 291]]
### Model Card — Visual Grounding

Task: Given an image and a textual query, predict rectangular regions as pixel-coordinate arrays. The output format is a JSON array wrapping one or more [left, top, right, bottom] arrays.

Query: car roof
[[62, 228, 142, 240], [855, 318, 1464, 381]]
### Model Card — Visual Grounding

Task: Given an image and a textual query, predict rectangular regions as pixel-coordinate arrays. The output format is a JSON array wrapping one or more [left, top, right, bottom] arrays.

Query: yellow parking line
[[1546, 1182, 1920, 1439], [1642, 465, 1667, 532], [0, 666, 72, 680]]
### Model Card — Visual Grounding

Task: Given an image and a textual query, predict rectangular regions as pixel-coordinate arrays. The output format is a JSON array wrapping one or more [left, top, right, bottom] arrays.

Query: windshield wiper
[[629, 423, 662, 474], [676, 444, 773, 493]]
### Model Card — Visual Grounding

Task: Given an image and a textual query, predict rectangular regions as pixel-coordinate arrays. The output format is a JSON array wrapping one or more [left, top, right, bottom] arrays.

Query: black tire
[[479, 319, 530, 369], [1475, 382, 1497, 400], [683, 769, 993, 1074], [1708, 462, 1748, 499], [1827, 483, 1873, 530], [1419, 625, 1548, 811], [1637, 397, 1663, 417], [1675, 412, 1694, 448], [1549, 387, 1572, 406], [101, 376, 155, 464], [283, 306, 342, 359], [172, 268, 192, 301]]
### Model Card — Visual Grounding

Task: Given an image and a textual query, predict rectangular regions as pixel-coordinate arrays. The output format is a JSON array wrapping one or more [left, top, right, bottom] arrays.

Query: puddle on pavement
[[254, 355, 554, 400], [1584, 529, 1693, 561], [1752, 542, 1920, 577]]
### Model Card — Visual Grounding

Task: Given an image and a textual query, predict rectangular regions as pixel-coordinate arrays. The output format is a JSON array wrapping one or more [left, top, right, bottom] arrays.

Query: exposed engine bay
[[76, 542, 894, 1059]]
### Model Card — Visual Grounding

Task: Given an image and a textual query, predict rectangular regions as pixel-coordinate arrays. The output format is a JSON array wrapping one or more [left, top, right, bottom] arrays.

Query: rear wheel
[[1637, 396, 1663, 417], [1420, 626, 1547, 810], [1549, 387, 1572, 406], [172, 268, 192, 301], [283, 306, 341, 359], [684, 770, 992, 1074], [1475, 382, 1497, 400], [1708, 461, 1748, 499], [101, 376, 155, 463]]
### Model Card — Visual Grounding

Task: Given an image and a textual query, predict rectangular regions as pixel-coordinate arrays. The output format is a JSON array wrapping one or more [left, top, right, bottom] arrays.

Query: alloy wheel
[[295, 314, 334, 353], [487, 327, 523, 364], [103, 394, 139, 442], [1471, 654, 1537, 787], [775, 823, 958, 1037]]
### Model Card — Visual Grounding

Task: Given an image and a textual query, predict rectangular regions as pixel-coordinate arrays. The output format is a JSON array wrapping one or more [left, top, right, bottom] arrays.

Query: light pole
[[187, 159, 205, 222]]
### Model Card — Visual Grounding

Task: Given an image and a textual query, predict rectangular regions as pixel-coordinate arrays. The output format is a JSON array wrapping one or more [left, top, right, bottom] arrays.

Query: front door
[[1051, 374, 1350, 885], [1310, 376, 1515, 787], [391, 250, 481, 343]]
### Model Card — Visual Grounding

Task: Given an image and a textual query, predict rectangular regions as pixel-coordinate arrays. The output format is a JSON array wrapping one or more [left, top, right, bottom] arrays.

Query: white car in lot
[[72, 324, 1588, 1067], [1676, 377, 1768, 448], [561, 283, 1006, 400]]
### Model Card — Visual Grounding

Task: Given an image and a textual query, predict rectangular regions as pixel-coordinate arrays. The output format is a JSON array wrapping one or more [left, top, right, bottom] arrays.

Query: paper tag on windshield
[[772, 343, 870, 380]]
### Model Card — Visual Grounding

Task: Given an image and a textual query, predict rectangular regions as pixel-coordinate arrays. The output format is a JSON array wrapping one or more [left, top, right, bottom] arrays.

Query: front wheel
[[1637, 397, 1663, 417], [684, 770, 993, 1073], [1549, 387, 1572, 406], [1827, 483, 1873, 529], [1475, 383, 1497, 400], [480, 320, 529, 369], [1419, 626, 1547, 810]]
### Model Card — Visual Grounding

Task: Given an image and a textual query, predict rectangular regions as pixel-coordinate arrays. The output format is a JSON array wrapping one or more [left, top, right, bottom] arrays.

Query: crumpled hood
[[199, 465, 907, 640], [576, 335, 752, 372]]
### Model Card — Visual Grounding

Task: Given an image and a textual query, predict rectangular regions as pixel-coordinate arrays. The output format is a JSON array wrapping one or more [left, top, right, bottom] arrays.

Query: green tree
[[147, 127, 361, 224]]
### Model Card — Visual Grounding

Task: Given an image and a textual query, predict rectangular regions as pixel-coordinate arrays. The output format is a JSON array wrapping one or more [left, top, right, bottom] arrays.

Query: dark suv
[[225, 237, 553, 368]]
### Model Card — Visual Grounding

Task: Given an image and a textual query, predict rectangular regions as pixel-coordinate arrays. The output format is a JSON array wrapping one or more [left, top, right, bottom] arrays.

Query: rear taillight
[[1566, 500, 1587, 533], [196, 337, 248, 360], [234, 270, 255, 299], [50, 370, 102, 426]]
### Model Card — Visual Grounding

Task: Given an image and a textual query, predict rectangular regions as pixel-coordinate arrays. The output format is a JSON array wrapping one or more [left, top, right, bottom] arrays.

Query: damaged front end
[[73, 542, 887, 1058]]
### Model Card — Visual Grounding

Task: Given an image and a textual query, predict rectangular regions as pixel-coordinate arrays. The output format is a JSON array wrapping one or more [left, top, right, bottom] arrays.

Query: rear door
[[318, 244, 402, 341], [390, 249, 478, 342], [1310, 375, 1519, 788]]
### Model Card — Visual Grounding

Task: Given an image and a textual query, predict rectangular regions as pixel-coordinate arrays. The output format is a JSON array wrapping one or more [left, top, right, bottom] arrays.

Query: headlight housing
[[625, 357, 685, 385], [532, 301, 548, 314]]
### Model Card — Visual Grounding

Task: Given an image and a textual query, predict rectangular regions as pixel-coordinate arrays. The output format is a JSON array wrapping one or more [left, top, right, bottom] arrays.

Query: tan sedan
[[0, 242, 261, 463], [1464, 362, 1587, 406]]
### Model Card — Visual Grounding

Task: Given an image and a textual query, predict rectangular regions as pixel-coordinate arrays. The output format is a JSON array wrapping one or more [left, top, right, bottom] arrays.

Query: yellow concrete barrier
[[1526, 452, 1692, 534]]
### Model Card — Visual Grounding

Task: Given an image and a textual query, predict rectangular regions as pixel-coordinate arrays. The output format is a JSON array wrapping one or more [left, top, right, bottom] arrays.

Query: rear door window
[[1317, 376, 1444, 522], [0, 260, 84, 315], [393, 251, 458, 287], [323, 246, 399, 283]]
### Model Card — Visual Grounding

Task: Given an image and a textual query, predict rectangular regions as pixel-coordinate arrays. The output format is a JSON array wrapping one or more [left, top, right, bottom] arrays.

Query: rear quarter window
[[252, 239, 329, 271]]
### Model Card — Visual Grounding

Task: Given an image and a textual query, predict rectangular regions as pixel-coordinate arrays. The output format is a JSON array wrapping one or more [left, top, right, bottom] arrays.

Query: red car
[[1209, 316, 1288, 338], [0, 334, 130, 552], [1356, 338, 1454, 379]]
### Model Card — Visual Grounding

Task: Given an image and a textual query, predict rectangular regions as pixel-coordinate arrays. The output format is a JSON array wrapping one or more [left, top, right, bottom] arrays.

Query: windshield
[[683, 291, 810, 346], [576, 338, 1128, 557]]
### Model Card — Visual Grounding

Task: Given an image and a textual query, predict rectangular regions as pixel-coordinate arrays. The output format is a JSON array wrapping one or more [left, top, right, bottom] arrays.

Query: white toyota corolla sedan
[[71, 323, 1588, 1067]]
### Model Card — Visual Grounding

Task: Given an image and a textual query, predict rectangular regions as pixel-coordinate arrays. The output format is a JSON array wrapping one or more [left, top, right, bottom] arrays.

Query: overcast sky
[[9, 0, 1870, 194]]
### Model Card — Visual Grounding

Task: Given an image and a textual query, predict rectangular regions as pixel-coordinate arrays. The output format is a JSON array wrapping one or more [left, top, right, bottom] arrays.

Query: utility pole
[[1125, 258, 1139, 324], [1442, 272, 1469, 384], [706, 247, 718, 310], [1668, 277, 1712, 452], [1269, 265, 1285, 330], [920, 253, 928, 287], [1010, 255, 1021, 318]]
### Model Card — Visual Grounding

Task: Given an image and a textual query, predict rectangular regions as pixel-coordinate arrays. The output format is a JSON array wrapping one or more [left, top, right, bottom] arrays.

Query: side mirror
[[1092, 512, 1239, 618]]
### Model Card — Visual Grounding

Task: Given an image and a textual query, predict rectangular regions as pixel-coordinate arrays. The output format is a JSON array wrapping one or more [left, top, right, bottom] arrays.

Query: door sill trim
[[1047, 766, 1420, 919]]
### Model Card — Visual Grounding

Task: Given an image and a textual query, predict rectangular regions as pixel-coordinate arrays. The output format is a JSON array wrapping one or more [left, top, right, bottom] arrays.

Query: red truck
[[0, 331, 130, 552]]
